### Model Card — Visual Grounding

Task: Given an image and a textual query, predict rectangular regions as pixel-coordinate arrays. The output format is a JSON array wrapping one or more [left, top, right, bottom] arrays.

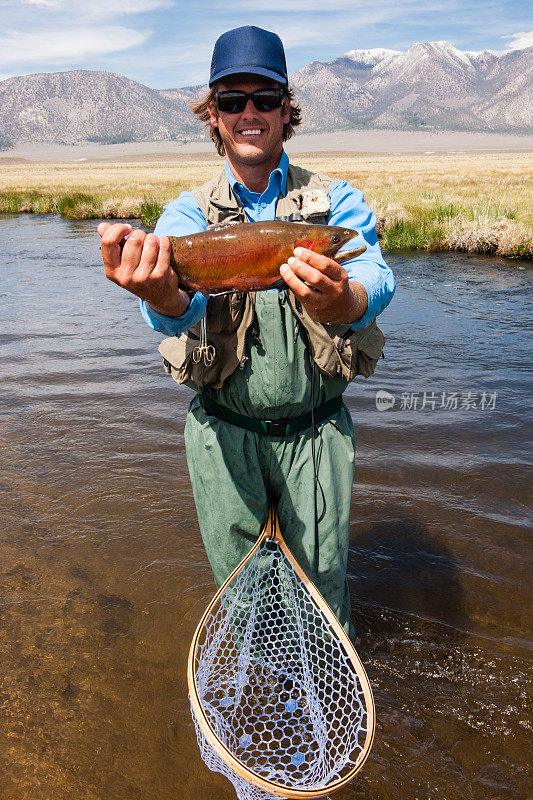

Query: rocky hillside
[[290, 41, 533, 132], [0, 41, 531, 146], [0, 70, 200, 146]]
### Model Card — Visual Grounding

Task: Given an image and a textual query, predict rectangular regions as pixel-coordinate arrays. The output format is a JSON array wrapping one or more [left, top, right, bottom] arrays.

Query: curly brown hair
[[190, 84, 302, 157]]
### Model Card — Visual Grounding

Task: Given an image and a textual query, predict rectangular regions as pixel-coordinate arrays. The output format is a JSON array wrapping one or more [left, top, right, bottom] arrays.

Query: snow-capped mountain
[[290, 41, 533, 132]]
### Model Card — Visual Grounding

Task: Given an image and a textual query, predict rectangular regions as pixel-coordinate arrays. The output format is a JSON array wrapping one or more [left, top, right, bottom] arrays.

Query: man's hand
[[280, 247, 368, 324], [98, 222, 190, 318]]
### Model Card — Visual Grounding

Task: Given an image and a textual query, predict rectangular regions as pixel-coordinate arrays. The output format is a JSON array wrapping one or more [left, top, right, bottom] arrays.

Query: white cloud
[[225, 0, 458, 15], [226, 0, 376, 9], [22, 0, 171, 13], [108, 0, 173, 11], [502, 31, 533, 51], [0, 27, 148, 65], [204, 1, 462, 52], [25, 0, 60, 7], [278, 10, 396, 49]]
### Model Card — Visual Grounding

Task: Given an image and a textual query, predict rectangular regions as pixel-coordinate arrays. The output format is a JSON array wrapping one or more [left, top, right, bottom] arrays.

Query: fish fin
[[275, 213, 307, 223], [336, 245, 367, 264], [205, 221, 241, 232], [268, 277, 288, 291], [208, 279, 287, 295]]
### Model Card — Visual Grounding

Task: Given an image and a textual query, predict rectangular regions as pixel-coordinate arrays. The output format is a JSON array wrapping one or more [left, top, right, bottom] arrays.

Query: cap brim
[[209, 66, 288, 86]]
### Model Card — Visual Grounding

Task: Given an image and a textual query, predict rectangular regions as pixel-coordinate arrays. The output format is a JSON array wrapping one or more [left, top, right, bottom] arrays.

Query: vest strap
[[200, 393, 344, 437]]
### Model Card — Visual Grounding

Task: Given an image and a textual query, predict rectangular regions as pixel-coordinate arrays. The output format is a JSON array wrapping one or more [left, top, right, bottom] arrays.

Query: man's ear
[[208, 101, 218, 128], [282, 97, 291, 125]]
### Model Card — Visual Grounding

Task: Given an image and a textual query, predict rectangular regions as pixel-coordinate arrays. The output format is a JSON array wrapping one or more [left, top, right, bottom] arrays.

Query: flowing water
[[0, 214, 531, 800]]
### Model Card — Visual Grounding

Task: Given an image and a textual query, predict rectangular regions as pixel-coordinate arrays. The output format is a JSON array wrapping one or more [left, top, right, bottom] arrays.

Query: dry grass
[[1, 151, 531, 255]]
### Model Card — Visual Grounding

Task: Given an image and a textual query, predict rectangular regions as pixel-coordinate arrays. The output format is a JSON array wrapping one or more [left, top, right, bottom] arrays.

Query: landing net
[[188, 512, 374, 799]]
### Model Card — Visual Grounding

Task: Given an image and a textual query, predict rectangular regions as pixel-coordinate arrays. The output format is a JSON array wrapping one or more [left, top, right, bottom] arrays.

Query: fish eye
[[331, 234, 340, 243]]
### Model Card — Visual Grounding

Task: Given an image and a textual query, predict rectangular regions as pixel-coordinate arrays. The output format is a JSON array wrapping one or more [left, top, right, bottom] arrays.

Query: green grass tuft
[[0, 191, 58, 213], [55, 192, 101, 219], [140, 199, 163, 227], [381, 219, 446, 251], [469, 197, 517, 221], [506, 243, 532, 258], [432, 202, 462, 220]]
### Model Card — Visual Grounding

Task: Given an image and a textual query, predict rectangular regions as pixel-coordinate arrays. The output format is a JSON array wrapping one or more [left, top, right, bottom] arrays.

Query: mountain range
[[0, 40, 531, 147]]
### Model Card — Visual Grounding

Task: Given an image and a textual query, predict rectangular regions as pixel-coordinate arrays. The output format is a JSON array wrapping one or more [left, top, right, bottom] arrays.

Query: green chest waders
[[184, 291, 356, 639]]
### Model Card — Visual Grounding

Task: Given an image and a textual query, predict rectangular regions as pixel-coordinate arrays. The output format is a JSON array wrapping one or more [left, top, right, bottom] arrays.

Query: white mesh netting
[[189, 537, 370, 800]]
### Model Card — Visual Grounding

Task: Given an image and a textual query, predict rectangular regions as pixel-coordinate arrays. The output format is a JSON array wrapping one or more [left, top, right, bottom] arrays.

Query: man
[[99, 26, 395, 638]]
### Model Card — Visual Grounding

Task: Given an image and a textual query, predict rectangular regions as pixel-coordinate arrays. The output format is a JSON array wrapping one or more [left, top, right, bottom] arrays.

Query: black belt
[[200, 393, 344, 437]]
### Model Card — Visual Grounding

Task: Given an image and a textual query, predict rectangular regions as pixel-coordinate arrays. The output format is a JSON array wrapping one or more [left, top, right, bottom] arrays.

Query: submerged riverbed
[[0, 214, 531, 800]]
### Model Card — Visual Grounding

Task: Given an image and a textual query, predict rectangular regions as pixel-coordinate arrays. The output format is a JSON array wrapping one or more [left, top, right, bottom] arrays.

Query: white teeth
[[240, 129, 262, 136]]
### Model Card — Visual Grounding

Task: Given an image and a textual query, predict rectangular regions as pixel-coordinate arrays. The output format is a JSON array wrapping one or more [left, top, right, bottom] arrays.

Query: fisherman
[[99, 25, 395, 638]]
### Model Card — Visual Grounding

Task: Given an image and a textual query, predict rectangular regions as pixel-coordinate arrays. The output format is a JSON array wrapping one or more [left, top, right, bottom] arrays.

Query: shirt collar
[[224, 150, 289, 200]]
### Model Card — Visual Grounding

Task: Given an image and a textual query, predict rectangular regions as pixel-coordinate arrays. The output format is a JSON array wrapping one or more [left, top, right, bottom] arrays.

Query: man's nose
[[242, 98, 259, 115]]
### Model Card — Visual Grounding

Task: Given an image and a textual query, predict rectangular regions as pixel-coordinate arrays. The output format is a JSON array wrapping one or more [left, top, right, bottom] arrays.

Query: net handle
[[187, 506, 376, 798], [266, 503, 281, 542]]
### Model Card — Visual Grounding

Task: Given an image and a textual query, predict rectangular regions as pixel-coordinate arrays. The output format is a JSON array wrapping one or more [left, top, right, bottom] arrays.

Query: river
[[0, 214, 531, 800]]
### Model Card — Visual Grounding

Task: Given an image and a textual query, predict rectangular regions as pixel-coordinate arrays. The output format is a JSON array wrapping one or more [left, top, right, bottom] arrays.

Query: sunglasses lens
[[216, 89, 284, 113], [216, 93, 246, 113], [253, 90, 283, 111]]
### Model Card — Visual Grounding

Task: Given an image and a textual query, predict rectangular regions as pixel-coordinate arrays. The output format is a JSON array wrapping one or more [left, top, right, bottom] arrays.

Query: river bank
[[1, 150, 531, 256]]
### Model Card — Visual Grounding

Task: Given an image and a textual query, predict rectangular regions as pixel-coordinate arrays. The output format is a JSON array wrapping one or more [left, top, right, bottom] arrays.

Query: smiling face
[[208, 75, 291, 177]]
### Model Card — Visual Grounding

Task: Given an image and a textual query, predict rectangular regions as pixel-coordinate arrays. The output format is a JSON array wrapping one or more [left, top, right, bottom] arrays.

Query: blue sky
[[0, 0, 531, 87]]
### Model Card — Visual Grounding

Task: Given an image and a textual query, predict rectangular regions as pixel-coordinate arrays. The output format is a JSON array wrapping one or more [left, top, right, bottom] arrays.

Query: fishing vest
[[159, 164, 385, 390]]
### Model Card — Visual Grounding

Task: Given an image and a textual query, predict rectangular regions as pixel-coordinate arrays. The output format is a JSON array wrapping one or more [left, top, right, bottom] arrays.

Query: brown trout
[[167, 221, 365, 295]]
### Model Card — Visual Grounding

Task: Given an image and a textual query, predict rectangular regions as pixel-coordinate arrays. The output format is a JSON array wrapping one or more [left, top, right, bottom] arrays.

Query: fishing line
[[311, 360, 318, 577], [294, 312, 326, 579], [310, 358, 326, 578]]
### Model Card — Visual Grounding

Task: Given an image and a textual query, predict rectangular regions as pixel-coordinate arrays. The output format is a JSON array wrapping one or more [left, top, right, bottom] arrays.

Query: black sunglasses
[[215, 88, 285, 114]]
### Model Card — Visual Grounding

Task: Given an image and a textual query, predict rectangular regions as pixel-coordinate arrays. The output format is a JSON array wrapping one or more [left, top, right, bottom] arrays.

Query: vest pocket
[[158, 294, 254, 390], [159, 335, 195, 384], [159, 334, 222, 387], [336, 320, 385, 380], [158, 329, 246, 389]]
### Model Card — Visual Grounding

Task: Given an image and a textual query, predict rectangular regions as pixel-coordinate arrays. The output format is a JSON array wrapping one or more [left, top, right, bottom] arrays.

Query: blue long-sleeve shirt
[[141, 150, 395, 335]]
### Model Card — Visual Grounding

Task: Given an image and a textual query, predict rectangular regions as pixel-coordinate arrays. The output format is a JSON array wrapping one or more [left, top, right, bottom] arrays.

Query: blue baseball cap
[[209, 26, 288, 87]]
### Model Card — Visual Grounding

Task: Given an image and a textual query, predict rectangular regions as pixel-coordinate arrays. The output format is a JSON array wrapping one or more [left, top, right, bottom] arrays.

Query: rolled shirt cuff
[[345, 269, 395, 331], [139, 292, 207, 337]]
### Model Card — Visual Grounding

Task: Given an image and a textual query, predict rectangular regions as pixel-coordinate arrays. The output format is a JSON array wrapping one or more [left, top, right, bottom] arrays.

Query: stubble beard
[[226, 142, 282, 168]]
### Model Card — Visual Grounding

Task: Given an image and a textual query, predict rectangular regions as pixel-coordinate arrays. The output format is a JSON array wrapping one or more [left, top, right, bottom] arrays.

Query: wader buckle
[[265, 419, 288, 437]]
